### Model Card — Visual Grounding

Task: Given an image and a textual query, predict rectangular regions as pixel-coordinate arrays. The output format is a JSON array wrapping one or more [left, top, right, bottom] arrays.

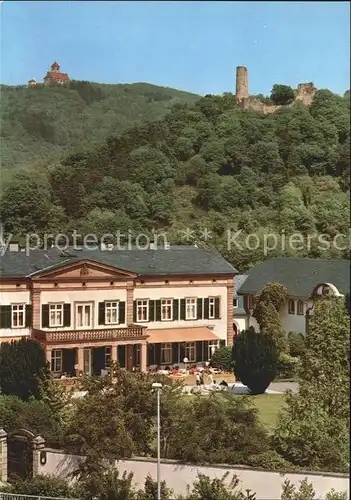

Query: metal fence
[[0, 494, 80, 500]]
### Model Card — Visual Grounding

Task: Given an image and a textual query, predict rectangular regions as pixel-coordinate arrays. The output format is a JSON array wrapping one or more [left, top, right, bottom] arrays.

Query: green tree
[[210, 346, 233, 371], [270, 84, 295, 105], [274, 297, 350, 471], [168, 392, 270, 463], [0, 395, 62, 446], [0, 171, 53, 235], [233, 327, 278, 394], [253, 283, 288, 354], [0, 338, 49, 401]]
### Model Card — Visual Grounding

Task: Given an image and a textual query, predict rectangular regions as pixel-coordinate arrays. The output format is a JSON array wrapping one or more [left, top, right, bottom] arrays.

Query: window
[[49, 304, 63, 327], [105, 347, 111, 368], [209, 298, 215, 319], [185, 298, 197, 320], [288, 299, 295, 314], [137, 300, 149, 322], [161, 343, 172, 364], [76, 303, 93, 328], [51, 349, 62, 373], [233, 298, 238, 308], [185, 342, 196, 362], [12, 304, 25, 328], [297, 300, 304, 316], [105, 302, 119, 324], [161, 299, 173, 321], [247, 295, 255, 309]]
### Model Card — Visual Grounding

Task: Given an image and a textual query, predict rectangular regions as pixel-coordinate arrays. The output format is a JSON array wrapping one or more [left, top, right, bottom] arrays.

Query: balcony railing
[[32, 325, 147, 343]]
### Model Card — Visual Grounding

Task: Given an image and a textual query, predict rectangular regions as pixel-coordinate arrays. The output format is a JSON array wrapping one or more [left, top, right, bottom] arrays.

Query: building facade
[[238, 258, 350, 335], [0, 246, 236, 376], [233, 274, 249, 336]]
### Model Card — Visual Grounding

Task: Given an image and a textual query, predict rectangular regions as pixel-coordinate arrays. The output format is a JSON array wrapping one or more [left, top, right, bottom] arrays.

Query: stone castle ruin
[[235, 66, 317, 114]]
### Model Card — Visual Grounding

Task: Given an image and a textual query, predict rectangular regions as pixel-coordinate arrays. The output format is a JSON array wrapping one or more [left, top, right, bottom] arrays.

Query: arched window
[[297, 300, 304, 316], [288, 299, 295, 314]]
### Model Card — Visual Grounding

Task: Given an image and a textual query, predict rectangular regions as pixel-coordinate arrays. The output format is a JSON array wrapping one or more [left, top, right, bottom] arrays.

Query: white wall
[[0, 328, 30, 339], [247, 297, 314, 335], [134, 286, 227, 339], [39, 450, 350, 500], [281, 298, 312, 334], [40, 289, 127, 330], [0, 290, 31, 304], [234, 316, 247, 333], [0, 290, 31, 339]]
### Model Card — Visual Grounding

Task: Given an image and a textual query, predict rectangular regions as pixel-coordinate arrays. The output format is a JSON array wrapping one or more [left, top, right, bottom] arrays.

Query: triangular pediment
[[31, 259, 137, 280]]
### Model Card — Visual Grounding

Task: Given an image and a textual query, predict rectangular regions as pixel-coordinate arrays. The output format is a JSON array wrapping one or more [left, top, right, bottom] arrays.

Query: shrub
[[287, 331, 306, 357], [246, 450, 295, 471], [277, 353, 300, 379], [233, 327, 278, 394], [2, 474, 83, 497], [211, 346, 233, 371]]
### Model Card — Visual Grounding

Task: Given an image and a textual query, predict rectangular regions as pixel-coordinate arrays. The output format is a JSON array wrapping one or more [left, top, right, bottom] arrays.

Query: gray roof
[[238, 258, 350, 298], [0, 245, 237, 278], [233, 274, 248, 315]]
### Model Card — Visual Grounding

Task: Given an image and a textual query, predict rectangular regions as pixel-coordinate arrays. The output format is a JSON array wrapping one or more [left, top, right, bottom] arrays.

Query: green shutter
[[25, 304, 32, 327], [155, 300, 161, 322], [172, 342, 179, 364], [41, 304, 49, 328], [180, 299, 186, 320], [63, 304, 71, 327], [179, 343, 185, 362], [147, 344, 155, 365], [196, 341, 203, 362], [203, 341, 209, 361], [118, 345, 126, 368], [173, 299, 179, 320], [98, 302, 105, 325], [203, 299, 209, 319], [119, 301, 126, 324], [149, 300, 155, 322], [215, 297, 220, 319], [196, 298, 203, 320], [0, 306, 12, 329], [133, 301, 137, 322], [155, 344, 161, 365], [219, 339, 226, 348]]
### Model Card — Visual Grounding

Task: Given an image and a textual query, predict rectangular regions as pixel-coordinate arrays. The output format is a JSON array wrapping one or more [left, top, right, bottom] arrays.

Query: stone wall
[[39, 449, 349, 500]]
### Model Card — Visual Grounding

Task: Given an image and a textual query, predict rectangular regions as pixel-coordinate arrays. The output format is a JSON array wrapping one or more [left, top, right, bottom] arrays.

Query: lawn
[[251, 393, 286, 432]]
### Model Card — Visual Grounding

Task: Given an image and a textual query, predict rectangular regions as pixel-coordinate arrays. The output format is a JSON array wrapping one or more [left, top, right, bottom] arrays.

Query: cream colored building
[[0, 245, 236, 375]]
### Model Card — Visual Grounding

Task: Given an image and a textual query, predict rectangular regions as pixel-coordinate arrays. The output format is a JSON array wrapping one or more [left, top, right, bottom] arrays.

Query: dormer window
[[233, 298, 238, 308], [297, 300, 304, 316], [288, 299, 295, 314]]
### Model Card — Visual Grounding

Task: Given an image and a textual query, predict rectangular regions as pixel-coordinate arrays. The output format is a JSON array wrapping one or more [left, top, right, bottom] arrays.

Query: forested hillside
[[0, 81, 200, 170], [1, 89, 349, 271]]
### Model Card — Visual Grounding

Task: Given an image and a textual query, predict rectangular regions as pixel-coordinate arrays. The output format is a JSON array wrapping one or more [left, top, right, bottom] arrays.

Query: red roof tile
[[44, 72, 69, 81]]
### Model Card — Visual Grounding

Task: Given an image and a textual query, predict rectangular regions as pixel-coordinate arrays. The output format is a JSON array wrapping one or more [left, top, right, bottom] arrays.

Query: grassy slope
[[0, 81, 200, 170]]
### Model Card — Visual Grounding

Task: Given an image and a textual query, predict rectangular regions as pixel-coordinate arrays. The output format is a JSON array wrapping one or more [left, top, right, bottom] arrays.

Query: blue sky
[[1, 1, 350, 95]]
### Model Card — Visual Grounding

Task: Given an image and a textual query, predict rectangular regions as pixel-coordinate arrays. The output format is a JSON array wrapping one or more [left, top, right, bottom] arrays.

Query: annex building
[[238, 258, 350, 335], [0, 245, 236, 376]]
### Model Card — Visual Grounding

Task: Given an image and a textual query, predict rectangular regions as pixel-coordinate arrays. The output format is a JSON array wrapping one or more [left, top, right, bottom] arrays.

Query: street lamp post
[[152, 382, 162, 500]]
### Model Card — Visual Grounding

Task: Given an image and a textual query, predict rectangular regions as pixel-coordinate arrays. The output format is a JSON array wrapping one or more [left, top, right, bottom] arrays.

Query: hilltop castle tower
[[235, 66, 249, 103]]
